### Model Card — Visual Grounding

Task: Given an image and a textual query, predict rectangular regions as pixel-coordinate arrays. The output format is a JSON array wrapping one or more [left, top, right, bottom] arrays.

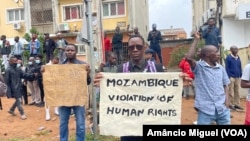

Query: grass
[[3, 132, 119, 141]]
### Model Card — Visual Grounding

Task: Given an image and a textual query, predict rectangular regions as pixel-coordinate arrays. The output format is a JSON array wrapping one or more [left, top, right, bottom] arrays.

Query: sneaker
[[8, 111, 17, 116], [28, 102, 35, 105], [229, 105, 236, 111], [21, 115, 27, 120], [234, 105, 244, 111], [193, 121, 197, 125], [45, 108, 51, 121]]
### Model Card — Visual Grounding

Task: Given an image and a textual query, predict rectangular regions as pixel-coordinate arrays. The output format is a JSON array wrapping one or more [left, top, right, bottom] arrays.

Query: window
[[7, 9, 24, 23], [63, 5, 82, 21], [102, 0, 125, 17], [76, 44, 86, 55]]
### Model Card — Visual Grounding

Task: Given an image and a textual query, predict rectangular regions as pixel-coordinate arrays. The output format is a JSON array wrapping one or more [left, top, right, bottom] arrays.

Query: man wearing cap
[[145, 48, 156, 63], [43, 33, 56, 63], [147, 24, 163, 64]]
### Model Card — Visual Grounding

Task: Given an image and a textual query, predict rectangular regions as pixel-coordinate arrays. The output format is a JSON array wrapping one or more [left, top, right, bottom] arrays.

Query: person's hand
[[93, 73, 103, 87], [41, 66, 45, 73], [86, 64, 91, 76], [194, 31, 200, 40]]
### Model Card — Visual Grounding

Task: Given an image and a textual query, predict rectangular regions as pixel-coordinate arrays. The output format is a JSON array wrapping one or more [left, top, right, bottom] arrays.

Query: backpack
[[0, 81, 7, 97], [122, 61, 156, 73]]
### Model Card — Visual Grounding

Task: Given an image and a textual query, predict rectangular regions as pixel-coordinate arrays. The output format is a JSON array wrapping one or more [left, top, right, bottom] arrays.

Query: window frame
[[61, 3, 83, 22], [75, 44, 87, 55], [102, 0, 126, 19], [6, 8, 25, 24]]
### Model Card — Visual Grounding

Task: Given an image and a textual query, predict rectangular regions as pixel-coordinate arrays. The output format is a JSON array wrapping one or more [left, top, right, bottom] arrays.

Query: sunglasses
[[128, 45, 144, 51]]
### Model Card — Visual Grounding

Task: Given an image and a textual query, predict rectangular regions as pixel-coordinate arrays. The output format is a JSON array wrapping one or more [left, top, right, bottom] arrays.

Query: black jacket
[[4, 65, 34, 98], [43, 38, 56, 55], [25, 64, 36, 81]]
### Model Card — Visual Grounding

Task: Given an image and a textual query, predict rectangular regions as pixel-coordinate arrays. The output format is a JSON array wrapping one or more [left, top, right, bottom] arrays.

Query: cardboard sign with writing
[[43, 64, 87, 107], [99, 72, 183, 136]]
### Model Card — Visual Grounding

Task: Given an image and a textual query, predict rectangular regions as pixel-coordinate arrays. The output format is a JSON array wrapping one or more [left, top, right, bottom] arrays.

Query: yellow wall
[[58, 0, 83, 32], [102, 0, 129, 31], [0, 1, 26, 38]]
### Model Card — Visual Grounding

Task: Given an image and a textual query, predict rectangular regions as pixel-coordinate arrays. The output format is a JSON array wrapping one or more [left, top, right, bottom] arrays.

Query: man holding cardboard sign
[[43, 44, 91, 141]]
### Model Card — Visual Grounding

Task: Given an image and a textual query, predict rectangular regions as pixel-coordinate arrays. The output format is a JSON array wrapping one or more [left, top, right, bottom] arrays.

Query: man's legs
[[28, 81, 36, 104], [73, 106, 85, 141], [234, 78, 241, 108], [150, 46, 163, 64], [215, 109, 230, 125], [59, 106, 71, 141], [37, 79, 44, 103], [197, 110, 215, 125], [33, 80, 41, 104]]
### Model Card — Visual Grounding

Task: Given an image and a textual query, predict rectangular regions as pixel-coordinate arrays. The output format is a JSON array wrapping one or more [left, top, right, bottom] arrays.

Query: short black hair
[[128, 35, 145, 45], [36, 54, 43, 59], [66, 44, 78, 53], [52, 56, 59, 61]]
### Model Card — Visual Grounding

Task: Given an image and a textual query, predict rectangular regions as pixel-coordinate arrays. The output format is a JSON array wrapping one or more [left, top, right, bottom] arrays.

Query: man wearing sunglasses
[[94, 35, 164, 141]]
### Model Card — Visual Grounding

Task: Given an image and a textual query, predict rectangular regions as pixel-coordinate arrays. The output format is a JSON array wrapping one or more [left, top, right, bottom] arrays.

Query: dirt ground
[[0, 96, 246, 141]]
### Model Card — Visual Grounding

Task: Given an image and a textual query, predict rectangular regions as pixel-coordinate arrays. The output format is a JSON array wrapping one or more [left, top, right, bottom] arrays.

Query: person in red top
[[179, 53, 195, 99], [104, 32, 111, 62]]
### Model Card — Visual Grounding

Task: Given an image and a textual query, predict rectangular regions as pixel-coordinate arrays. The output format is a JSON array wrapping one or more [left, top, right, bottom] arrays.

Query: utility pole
[[84, 0, 98, 139]]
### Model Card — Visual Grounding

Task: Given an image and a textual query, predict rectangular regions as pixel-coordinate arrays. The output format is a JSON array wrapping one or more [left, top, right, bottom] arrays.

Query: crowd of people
[[0, 17, 249, 141]]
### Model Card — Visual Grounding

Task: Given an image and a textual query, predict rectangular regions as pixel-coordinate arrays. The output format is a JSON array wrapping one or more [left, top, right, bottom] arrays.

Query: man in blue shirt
[[187, 32, 230, 125], [27, 34, 40, 57], [225, 46, 243, 111]]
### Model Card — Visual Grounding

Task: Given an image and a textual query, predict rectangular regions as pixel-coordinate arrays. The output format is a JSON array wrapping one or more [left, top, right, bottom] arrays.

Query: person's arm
[[36, 41, 40, 49], [225, 56, 231, 78], [224, 85, 229, 108], [157, 31, 163, 41], [241, 64, 250, 88], [51, 40, 56, 53], [186, 32, 200, 69], [202, 28, 208, 38], [147, 32, 152, 41], [217, 28, 222, 44]]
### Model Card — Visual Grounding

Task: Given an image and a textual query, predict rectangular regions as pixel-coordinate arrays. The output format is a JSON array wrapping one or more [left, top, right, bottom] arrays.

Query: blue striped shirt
[[193, 60, 230, 115]]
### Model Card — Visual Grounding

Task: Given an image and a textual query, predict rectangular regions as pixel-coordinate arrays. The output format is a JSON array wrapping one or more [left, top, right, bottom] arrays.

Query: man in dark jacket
[[43, 33, 56, 63], [34, 54, 45, 107], [202, 18, 221, 49], [147, 24, 163, 64], [5, 56, 35, 120], [112, 26, 123, 64]]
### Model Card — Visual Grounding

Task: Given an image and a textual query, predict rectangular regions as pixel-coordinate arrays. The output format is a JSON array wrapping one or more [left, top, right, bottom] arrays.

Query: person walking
[[186, 32, 230, 125], [5, 56, 35, 120], [225, 45, 243, 111]]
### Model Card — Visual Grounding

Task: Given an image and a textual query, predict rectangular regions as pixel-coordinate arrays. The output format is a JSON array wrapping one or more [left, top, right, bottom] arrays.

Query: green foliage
[[168, 39, 205, 68], [168, 45, 189, 68]]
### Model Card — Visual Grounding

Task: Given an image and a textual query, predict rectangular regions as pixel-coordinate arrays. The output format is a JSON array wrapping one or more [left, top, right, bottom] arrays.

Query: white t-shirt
[[241, 63, 250, 101]]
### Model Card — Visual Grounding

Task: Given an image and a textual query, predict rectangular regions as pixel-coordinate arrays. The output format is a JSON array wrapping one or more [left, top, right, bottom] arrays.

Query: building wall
[[192, 0, 216, 31], [127, 0, 149, 40], [222, 18, 250, 49], [222, 0, 250, 17], [57, 0, 83, 33], [0, 1, 26, 38]]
